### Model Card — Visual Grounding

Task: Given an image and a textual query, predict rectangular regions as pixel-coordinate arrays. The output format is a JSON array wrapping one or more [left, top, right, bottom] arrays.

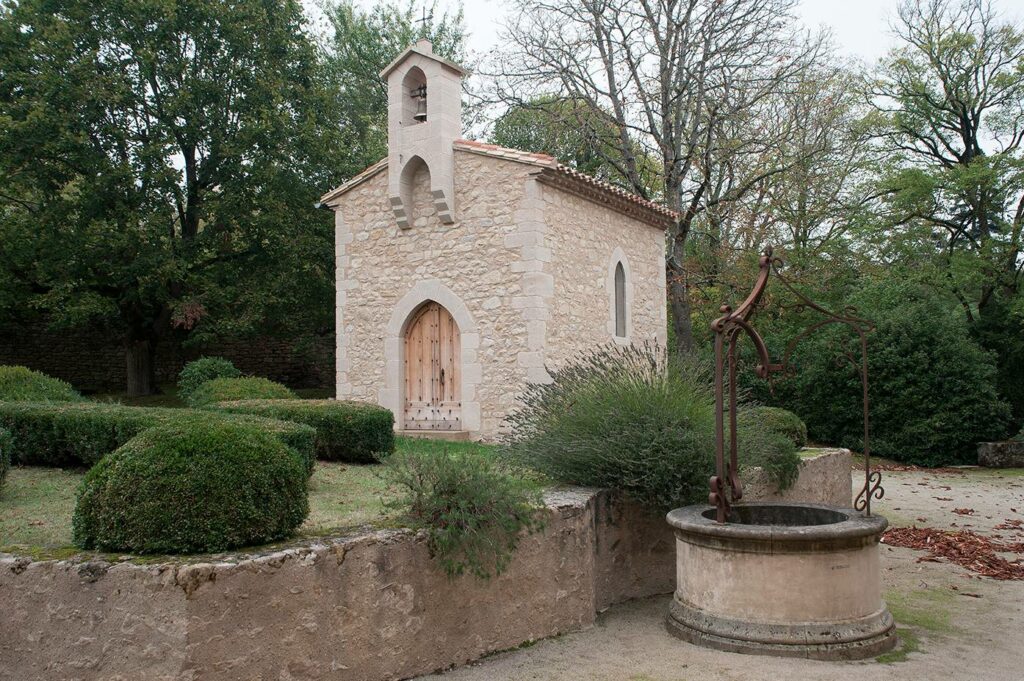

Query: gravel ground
[[418, 467, 1024, 681]]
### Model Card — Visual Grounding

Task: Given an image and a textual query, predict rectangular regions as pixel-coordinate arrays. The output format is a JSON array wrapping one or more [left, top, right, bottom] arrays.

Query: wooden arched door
[[403, 302, 461, 431]]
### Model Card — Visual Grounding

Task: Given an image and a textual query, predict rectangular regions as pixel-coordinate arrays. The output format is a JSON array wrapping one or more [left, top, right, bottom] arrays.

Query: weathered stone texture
[[543, 185, 668, 363], [334, 149, 668, 440], [742, 448, 853, 507], [0, 490, 671, 681], [336, 152, 551, 438], [977, 440, 1024, 468], [0, 457, 847, 680]]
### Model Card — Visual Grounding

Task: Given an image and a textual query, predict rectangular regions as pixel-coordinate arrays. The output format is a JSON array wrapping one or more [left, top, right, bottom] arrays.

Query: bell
[[412, 85, 427, 122]]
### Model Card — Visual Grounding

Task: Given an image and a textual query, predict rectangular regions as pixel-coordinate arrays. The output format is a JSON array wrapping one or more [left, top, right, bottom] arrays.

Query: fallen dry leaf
[[882, 527, 1024, 580]]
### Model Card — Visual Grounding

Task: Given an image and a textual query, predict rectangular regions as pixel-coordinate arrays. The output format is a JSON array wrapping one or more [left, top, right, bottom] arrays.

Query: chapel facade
[[321, 40, 673, 440]]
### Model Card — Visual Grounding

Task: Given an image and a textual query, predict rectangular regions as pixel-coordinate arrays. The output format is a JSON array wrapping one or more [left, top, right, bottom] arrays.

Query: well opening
[[701, 504, 847, 527]]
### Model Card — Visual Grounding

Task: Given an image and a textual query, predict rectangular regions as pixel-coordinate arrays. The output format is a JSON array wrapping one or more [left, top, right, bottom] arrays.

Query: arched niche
[[401, 66, 427, 126]]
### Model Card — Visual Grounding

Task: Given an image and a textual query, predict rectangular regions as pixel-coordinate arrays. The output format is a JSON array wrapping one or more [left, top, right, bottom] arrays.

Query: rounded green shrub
[[741, 406, 808, 448], [0, 426, 12, 493], [505, 344, 795, 510], [73, 420, 309, 554], [0, 366, 83, 402], [177, 357, 242, 402], [186, 377, 296, 408], [212, 399, 394, 463]]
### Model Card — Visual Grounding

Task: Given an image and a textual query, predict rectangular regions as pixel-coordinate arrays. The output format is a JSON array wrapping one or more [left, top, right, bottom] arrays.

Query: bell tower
[[381, 39, 466, 228]]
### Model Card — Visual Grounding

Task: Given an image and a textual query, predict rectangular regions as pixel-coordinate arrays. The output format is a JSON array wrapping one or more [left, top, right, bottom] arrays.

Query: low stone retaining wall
[[743, 447, 852, 507], [978, 441, 1024, 468], [0, 449, 851, 681]]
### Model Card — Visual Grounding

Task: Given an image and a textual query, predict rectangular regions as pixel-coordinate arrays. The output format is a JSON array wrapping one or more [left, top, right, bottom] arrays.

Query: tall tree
[[868, 0, 1024, 417], [320, 0, 466, 172], [485, 0, 823, 353], [0, 0, 348, 395], [490, 96, 661, 190]]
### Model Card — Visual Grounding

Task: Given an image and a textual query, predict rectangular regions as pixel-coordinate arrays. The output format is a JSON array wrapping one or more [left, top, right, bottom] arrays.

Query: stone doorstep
[[398, 429, 471, 442]]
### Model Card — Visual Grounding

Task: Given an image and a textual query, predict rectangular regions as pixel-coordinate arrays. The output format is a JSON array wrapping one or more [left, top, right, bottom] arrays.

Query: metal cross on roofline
[[709, 246, 884, 524], [417, 5, 433, 29]]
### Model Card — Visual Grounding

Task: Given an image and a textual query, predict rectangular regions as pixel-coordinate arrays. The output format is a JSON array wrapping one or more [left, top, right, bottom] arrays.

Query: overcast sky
[[372, 0, 1024, 65]]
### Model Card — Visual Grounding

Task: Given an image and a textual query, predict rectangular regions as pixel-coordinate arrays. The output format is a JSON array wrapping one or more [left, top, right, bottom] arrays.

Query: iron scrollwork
[[710, 246, 883, 523]]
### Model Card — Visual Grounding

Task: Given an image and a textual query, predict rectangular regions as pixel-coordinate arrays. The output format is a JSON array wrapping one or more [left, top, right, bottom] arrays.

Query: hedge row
[[0, 402, 316, 475], [74, 420, 309, 554], [210, 399, 395, 463], [0, 426, 12, 493]]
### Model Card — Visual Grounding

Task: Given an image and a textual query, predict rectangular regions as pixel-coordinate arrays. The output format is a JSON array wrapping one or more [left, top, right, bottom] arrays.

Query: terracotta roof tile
[[321, 141, 678, 227], [454, 139, 677, 222]]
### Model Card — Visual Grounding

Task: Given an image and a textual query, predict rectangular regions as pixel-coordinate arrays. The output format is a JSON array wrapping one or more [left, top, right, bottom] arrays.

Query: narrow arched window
[[614, 262, 626, 338]]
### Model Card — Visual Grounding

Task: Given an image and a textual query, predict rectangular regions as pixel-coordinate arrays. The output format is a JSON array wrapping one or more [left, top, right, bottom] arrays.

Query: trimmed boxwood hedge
[[211, 399, 395, 463], [0, 426, 12, 493], [741, 406, 808, 448], [0, 402, 316, 475], [177, 357, 242, 402], [73, 420, 309, 554], [0, 365, 84, 402], [187, 377, 296, 407]]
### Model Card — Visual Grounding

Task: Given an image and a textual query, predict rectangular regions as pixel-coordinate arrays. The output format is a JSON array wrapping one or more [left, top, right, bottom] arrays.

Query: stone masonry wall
[[0, 451, 849, 681], [542, 184, 668, 365], [0, 321, 333, 393], [335, 151, 540, 437], [0, 490, 673, 681]]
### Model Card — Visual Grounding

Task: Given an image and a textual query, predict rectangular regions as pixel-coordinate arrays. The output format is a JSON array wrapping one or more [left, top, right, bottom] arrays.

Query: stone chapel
[[321, 39, 674, 440]]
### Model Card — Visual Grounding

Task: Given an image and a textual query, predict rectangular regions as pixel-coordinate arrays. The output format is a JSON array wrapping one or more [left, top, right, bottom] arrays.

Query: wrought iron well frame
[[710, 247, 884, 523]]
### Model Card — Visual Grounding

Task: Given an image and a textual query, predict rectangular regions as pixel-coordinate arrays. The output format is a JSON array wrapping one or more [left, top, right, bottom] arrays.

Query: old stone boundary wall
[[0, 451, 850, 681], [0, 320, 334, 392]]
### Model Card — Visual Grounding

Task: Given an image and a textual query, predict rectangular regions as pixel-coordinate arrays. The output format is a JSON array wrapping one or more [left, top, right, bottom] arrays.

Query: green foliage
[[177, 358, 242, 402], [0, 402, 316, 474], [491, 97, 661, 189], [0, 0, 349, 394], [737, 427, 801, 492], [770, 280, 1012, 466], [741, 406, 808, 448], [381, 447, 545, 579], [0, 366, 84, 403], [187, 377, 296, 408], [0, 426, 12, 493], [211, 399, 394, 463], [72, 420, 308, 554], [322, 0, 466, 169], [504, 344, 795, 510]]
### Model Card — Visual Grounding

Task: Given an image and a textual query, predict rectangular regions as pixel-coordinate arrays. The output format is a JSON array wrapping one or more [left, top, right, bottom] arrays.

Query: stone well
[[665, 502, 896, 660]]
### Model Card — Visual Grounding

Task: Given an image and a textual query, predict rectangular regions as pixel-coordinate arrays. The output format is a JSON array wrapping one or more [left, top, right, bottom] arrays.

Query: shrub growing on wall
[[186, 377, 296, 408], [504, 344, 799, 510], [771, 281, 1012, 466], [0, 366, 83, 402], [177, 357, 242, 402], [740, 406, 808, 448], [73, 420, 309, 554], [212, 399, 394, 463], [382, 448, 545, 579]]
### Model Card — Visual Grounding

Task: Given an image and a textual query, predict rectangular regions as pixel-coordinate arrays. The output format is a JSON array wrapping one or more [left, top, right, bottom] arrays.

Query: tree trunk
[[125, 339, 156, 397], [667, 259, 696, 355]]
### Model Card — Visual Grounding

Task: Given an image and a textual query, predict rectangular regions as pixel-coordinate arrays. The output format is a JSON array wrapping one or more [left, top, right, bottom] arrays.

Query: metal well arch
[[710, 247, 884, 523]]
